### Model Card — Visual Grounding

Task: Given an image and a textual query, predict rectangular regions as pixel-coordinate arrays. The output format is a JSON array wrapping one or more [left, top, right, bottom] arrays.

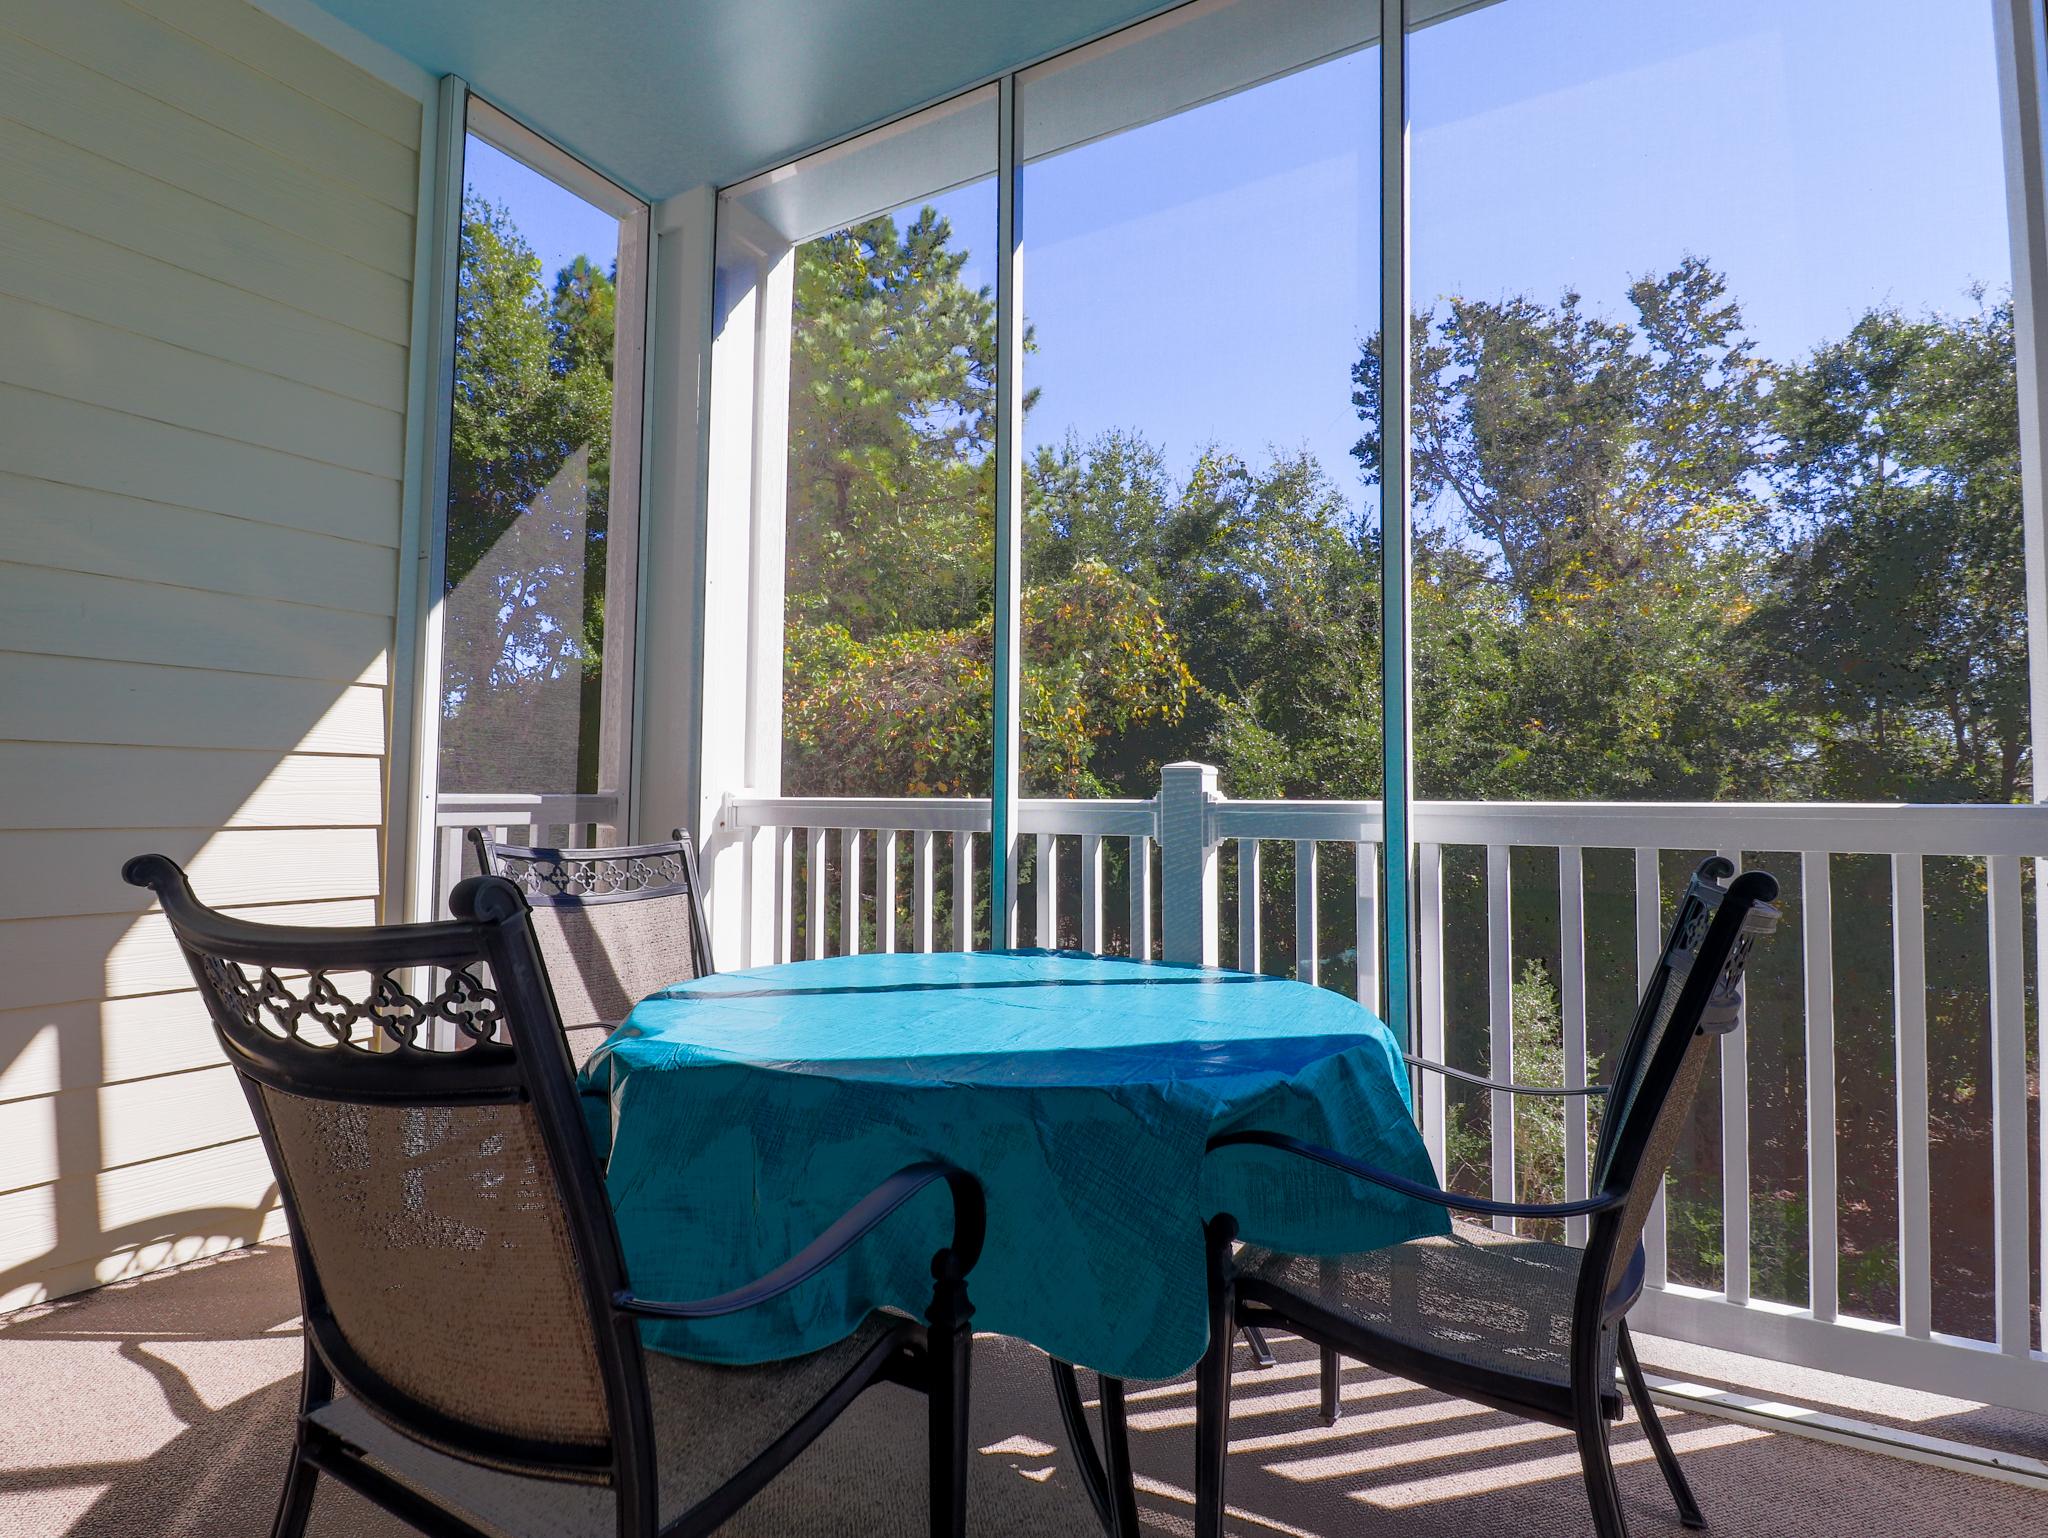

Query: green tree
[[784, 562, 1191, 799], [1744, 295, 2027, 803], [1352, 258, 1777, 800], [786, 208, 1008, 640], [440, 194, 616, 792]]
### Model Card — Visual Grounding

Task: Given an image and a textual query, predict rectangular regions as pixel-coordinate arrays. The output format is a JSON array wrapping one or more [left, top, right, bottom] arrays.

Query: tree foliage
[[1744, 296, 2026, 802], [440, 194, 617, 792]]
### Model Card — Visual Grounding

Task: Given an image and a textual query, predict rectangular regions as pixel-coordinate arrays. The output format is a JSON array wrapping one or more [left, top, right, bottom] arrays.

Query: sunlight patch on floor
[[1355, 1422, 1769, 1509], [1128, 1370, 1417, 1432]]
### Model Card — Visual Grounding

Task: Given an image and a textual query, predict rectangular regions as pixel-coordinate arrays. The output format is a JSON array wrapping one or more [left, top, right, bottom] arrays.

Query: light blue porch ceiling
[[308, 0, 1175, 199]]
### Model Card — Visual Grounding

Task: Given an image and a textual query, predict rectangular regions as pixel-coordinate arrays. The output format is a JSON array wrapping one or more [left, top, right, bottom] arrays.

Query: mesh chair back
[[1590, 859, 1779, 1295], [123, 855, 642, 1479], [470, 831, 712, 1062]]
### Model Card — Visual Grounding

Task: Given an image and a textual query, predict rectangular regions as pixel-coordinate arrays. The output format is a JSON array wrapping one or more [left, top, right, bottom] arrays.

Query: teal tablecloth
[[581, 949, 1447, 1381]]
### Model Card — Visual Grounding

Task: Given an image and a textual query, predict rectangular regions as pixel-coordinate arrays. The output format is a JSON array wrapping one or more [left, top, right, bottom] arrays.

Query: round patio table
[[578, 949, 1445, 1527]]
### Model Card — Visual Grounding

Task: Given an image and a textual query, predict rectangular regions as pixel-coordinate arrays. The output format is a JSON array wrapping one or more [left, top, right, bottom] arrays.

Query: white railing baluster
[[1036, 833, 1058, 948], [1417, 841, 1447, 1179], [913, 830, 935, 953], [1719, 846, 1749, 1307], [776, 826, 794, 964], [437, 825, 464, 918], [1130, 835, 1153, 960], [953, 833, 975, 952], [1892, 852, 1930, 1339], [1294, 841, 1318, 985], [1802, 851, 1838, 1323], [841, 828, 863, 956], [1487, 843, 1514, 1233], [1081, 834, 1103, 954], [1238, 838, 1261, 973], [1560, 845, 1589, 1248], [806, 827, 827, 961], [877, 829, 898, 954], [1355, 841, 1379, 1013], [1635, 846, 1667, 1286], [1987, 853, 2030, 1356]]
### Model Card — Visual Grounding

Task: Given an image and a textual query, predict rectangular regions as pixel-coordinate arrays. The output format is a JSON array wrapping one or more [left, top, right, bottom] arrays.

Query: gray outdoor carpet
[[2, 1241, 2043, 1537]]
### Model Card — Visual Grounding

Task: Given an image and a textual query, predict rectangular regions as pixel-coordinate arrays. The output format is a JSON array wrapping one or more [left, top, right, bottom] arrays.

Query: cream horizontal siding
[[0, 827, 382, 923], [1, 654, 388, 753], [0, 746, 384, 831], [5, 0, 418, 211], [0, 209, 409, 408], [0, 565, 395, 683], [0, 293, 407, 476], [0, 123, 412, 343], [0, 1139, 290, 1313], [2, 901, 383, 1016], [2, 992, 252, 1101], [146, 0, 422, 144], [0, 476, 399, 615], [0, 31, 416, 273], [0, 0, 420, 1313], [0, 387, 405, 544]]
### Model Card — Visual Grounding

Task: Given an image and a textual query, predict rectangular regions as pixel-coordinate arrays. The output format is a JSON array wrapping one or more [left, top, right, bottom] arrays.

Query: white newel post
[[1159, 761, 1221, 965]]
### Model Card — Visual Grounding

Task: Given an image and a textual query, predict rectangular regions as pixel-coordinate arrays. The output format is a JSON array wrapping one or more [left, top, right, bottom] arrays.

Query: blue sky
[[1012, 0, 2013, 501], [469, 0, 2013, 506], [465, 135, 621, 284]]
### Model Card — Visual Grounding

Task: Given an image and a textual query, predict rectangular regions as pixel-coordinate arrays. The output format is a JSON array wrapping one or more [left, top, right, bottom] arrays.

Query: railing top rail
[[725, 794, 1158, 837], [723, 790, 2048, 858], [433, 791, 620, 826], [1410, 798, 2048, 857], [728, 795, 993, 833], [1213, 799, 1386, 841]]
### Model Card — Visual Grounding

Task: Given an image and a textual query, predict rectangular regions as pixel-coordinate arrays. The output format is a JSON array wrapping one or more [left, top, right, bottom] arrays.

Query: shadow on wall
[[0, 638, 396, 1315]]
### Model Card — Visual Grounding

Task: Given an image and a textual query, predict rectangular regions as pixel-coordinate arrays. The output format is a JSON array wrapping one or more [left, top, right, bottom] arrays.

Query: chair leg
[[1097, 1377, 1141, 1538], [273, 1340, 330, 1538], [1619, 1322, 1704, 1529], [269, 1446, 319, 1538], [926, 1266, 974, 1538], [1572, 1380, 1630, 1538], [1318, 1346, 1342, 1426], [1195, 1217, 1238, 1538], [1240, 1323, 1277, 1367]]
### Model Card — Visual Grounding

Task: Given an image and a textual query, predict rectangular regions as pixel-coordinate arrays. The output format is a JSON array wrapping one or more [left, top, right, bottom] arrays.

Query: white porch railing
[[430, 790, 621, 915], [710, 767, 2048, 1418]]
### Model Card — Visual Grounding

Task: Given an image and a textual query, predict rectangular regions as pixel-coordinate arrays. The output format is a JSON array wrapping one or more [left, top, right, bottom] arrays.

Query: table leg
[[1048, 1359, 1136, 1537]]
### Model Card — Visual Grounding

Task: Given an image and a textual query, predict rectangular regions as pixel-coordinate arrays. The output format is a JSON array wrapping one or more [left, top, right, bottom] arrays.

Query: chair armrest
[[614, 1161, 985, 1321], [1403, 1053, 1608, 1099], [1208, 1129, 1625, 1221]]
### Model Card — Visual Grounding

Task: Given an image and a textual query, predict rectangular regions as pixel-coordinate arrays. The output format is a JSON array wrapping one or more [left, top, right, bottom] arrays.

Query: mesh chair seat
[[310, 1317, 907, 1538], [1238, 1219, 1618, 1393], [468, 830, 712, 1068]]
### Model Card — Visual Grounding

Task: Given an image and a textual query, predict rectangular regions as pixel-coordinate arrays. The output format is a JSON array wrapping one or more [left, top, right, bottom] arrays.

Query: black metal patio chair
[[468, 828, 713, 1068], [1186, 856, 1779, 1538], [123, 854, 983, 1538]]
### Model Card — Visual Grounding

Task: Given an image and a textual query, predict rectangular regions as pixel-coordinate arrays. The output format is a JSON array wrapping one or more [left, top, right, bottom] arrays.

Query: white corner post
[[636, 182, 725, 941], [1378, 0, 1416, 1042], [989, 73, 1026, 948], [1160, 761, 1220, 965], [679, 196, 795, 967], [398, 75, 466, 921], [1995, 0, 2048, 1337]]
